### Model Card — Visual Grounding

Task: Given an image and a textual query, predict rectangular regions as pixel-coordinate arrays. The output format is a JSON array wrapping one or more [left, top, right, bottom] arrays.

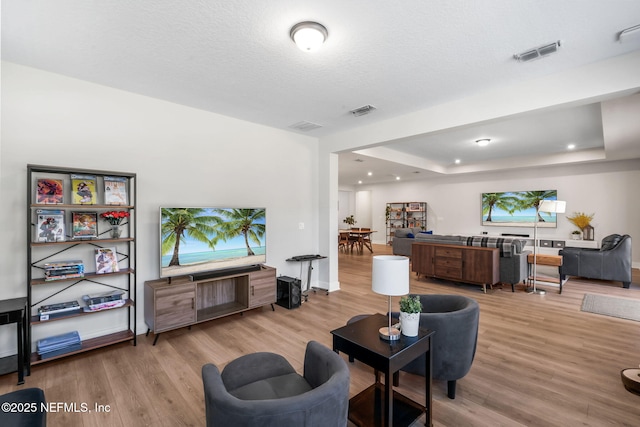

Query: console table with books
[[0, 297, 28, 384]]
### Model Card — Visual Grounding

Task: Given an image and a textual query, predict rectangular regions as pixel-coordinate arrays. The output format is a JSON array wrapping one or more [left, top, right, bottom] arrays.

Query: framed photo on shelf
[[36, 178, 64, 204], [95, 247, 120, 274], [71, 212, 98, 239], [104, 176, 128, 205], [407, 202, 421, 212], [35, 209, 65, 242], [71, 174, 97, 204]]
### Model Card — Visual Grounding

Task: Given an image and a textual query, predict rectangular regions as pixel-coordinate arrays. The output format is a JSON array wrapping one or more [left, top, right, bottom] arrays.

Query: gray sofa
[[393, 229, 530, 291], [560, 234, 632, 288]]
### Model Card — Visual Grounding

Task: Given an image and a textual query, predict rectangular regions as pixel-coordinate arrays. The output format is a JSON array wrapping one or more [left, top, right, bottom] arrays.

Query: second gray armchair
[[560, 234, 632, 288]]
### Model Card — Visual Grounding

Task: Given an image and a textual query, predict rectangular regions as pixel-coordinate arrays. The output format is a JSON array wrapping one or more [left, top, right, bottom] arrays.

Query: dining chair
[[360, 227, 372, 253], [349, 228, 362, 254], [338, 232, 351, 253]]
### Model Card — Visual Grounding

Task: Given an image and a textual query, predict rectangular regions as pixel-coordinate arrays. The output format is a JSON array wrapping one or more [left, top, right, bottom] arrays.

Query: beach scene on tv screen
[[482, 190, 558, 228], [161, 207, 266, 277]]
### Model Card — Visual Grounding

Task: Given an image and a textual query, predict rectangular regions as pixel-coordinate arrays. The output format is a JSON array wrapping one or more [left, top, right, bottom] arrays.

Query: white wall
[[0, 63, 320, 355], [362, 159, 640, 267]]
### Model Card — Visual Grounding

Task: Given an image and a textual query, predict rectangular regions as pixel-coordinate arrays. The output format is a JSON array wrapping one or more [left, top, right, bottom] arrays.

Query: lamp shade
[[538, 200, 566, 214], [372, 255, 410, 296]]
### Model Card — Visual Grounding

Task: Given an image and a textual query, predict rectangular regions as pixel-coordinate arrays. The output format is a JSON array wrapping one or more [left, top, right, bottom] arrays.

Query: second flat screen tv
[[482, 190, 559, 228], [160, 207, 266, 279]]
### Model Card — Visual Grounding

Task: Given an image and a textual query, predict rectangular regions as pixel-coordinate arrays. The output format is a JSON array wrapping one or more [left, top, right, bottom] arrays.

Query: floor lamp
[[372, 255, 410, 341], [529, 200, 566, 295]]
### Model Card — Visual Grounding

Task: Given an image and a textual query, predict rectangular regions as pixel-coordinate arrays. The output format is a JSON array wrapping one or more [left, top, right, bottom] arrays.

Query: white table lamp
[[372, 255, 410, 340], [530, 200, 566, 295]]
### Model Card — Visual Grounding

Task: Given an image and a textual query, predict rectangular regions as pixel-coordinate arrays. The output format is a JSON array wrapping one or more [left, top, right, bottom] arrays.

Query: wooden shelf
[[197, 301, 246, 322], [31, 299, 134, 324], [31, 237, 134, 247], [30, 268, 135, 285], [27, 164, 137, 368], [31, 204, 134, 209], [30, 330, 134, 365]]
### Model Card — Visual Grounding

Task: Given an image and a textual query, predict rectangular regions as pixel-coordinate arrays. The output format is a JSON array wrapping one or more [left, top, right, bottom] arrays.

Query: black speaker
[[276, 276, 301, 309]]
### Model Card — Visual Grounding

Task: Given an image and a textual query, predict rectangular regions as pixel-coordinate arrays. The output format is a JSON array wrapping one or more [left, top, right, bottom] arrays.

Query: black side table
[[0, 297, 28, 385], [331, 313, 434, 427]]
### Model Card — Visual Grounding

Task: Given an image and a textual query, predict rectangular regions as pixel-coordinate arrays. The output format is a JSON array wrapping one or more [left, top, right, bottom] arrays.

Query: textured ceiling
[[3, 0, 640, 184]]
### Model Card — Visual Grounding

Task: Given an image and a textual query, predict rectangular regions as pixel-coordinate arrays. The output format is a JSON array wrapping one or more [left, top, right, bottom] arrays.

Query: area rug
[[581, 294, 640, 322]]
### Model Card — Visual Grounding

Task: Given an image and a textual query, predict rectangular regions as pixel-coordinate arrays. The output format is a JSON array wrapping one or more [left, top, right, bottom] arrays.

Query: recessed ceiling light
[[395, 176, 400, 181], [567, 144, 576, 150], [455, 159, 461, 164], [367, 172, 372, 176], [358, 180, 362, 184], [476, 139, 490, 147]]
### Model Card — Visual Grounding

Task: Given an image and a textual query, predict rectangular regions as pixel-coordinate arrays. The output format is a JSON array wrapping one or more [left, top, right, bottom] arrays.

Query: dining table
[[341, 229, 376, 254]]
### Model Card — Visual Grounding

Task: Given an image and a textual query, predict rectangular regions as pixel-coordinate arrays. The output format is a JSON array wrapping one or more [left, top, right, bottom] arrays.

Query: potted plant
[[399, 295, 422, 337], [566, 212, 594, 239], [571, 230, 582, 240], [343, 215, 356, 226]]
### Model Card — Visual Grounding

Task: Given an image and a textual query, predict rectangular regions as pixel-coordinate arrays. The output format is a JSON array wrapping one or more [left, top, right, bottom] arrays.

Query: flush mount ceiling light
[[476, 139, 490, 147], [290, 21, 328, 52], [618, 24, 640, 42], [514, 40, 561, 62]]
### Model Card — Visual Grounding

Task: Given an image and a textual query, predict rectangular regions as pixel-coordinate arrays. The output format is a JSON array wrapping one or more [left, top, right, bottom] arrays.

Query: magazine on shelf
[[104, 176, 128, 205], [38, 300, 81, 314], [71, 211, 98, 239], [38, 300, 82, 320], [82, 290, 125, 306], [37, 330, 82, 358], [36, 178, 64, 204], [35, 209, 65, 242], [43, 261, 84, 281], [83, 299, 126, 312], [70, 174, 97, 204], [95, 247, 120, 274]]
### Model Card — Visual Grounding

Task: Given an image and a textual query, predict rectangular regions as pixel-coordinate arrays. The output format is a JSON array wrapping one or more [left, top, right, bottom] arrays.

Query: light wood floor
[[2, 244, 639, 426]]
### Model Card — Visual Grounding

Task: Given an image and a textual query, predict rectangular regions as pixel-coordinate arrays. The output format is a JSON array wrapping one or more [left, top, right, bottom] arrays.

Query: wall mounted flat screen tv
[[160, 207, 266, 278], [482, 190, 559, 228]]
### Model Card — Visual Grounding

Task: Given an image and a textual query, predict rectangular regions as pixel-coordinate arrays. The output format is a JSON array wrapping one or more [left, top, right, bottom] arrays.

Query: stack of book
[[38, 300, 82, 321], [82, 290, 126, 312], [44, 260, 84, 281], [37, 330, 82, 360]]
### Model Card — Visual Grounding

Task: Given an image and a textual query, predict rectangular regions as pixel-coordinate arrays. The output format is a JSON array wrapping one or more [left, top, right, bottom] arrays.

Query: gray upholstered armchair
[[201, 340, 350, 427], [392, 294, 479, 399], [0, 388, 47, 426], [560, 234, 632, 288]]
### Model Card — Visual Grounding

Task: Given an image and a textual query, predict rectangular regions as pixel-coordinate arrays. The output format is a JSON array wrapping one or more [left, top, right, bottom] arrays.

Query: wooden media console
[[412, 242, 499, 293], [144, 265, 276, 344]]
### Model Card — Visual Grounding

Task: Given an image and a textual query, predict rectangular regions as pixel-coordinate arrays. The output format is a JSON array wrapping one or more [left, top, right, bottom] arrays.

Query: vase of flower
[[110, 225, 122, 239], [100, 210, 130, 239]]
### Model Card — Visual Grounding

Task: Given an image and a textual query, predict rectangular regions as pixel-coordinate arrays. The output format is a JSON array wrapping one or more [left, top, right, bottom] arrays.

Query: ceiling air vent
[[289, 121, 323, 132], [514, 41, 561, 62], [350, 105, 377, 117]]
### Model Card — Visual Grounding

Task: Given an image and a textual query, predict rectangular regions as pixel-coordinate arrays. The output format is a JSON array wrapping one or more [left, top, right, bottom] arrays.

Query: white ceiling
[[3, 1, 640, 184]]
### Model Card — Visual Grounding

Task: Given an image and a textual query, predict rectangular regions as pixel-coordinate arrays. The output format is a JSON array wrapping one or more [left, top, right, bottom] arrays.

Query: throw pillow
[[600, 234, 621, 251], [406, 233, 415, 238]]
